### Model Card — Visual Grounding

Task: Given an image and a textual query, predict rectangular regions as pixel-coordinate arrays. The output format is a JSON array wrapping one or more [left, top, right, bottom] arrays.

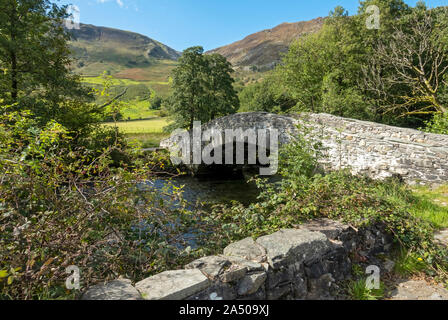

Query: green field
[[81, 75, 172, 98], [118, 101, 160, 120], [105, 118, 170, 134], [81, 76, 170, 87], [104, 117, 171, 148]]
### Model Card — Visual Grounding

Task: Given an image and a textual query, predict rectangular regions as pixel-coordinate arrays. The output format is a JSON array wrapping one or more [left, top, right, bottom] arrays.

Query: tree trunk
[[9, 4, 18, 102]]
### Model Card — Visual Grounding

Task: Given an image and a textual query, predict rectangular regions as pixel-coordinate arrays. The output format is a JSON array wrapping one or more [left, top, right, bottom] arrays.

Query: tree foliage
[[0, 0, 94, 130], [246, 0, 448, 129], [364, 6, 448, 117], [168, 46, 239, 130], [238, 74, 295, 113]]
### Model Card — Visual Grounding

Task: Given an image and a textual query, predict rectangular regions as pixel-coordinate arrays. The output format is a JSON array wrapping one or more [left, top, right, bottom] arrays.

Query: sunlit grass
[[104, 118, 171, 148], [81, 76, 143, 86], [393, 248, 429, 277], [120, 101, 159, 120], [125, 132, 169, 148], [104, 118, 171, 134], [410, 185, 448, 229], [347, 278, 385, 300]]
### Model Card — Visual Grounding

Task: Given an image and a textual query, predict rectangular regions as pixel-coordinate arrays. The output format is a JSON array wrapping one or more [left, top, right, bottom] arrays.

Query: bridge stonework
[[161, 112, 448, 185], [296, 113, 448, 185]]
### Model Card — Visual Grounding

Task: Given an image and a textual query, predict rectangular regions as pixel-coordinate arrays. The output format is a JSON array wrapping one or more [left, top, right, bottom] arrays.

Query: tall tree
[[0, 0, 89, 116], [168, 46, 239, 130], [363, 6, 448, 118], [204, 53, 239, 120]]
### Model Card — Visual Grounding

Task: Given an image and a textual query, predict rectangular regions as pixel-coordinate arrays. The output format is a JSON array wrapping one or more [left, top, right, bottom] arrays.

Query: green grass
[[104, 118, 171, 148], [410, 185, 448, 229], [81, 75, 172, 101], [393, 249, 429, 277], [347, 278, 385, 300], [125, 132, 169, 148], [374, 182, 448, 229], [79, 59, 175, 103], [104, 118, 170, 134], [120, 101, 159, 120]]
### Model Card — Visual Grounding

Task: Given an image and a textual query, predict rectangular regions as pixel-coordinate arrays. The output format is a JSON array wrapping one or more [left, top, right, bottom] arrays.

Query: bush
[[0, 106, 202, 299], [423, 113, 448, 135]]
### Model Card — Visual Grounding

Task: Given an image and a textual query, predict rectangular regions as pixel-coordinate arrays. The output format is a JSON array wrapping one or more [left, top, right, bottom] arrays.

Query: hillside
[[208, 17, 325, 70], [68, 23, 180, 77]]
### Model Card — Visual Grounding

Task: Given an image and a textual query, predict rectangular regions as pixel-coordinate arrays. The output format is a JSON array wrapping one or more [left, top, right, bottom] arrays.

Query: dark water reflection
[[144, 175, 260, 207], [135, 175, 260, 249], [172, 175, 260, 206]]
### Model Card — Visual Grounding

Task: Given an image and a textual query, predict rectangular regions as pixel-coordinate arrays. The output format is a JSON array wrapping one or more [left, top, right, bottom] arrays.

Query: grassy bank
[[411, 185, 448, 229]]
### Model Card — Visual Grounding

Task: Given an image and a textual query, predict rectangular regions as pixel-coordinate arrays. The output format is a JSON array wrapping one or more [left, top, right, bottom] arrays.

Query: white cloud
[[97, 0, 126, 9]]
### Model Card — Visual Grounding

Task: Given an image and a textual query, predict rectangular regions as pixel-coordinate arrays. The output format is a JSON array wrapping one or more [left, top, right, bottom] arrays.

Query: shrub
[[0, 106, 202, 299], [423, 113, 448, 135]]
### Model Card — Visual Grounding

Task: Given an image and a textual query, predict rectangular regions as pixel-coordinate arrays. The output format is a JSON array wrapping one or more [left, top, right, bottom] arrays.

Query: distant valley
[[67, 18, 324, 118]]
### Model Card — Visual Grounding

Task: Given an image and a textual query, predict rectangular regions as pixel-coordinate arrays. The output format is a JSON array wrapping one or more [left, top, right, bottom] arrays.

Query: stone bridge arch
[[160, 112, 448, 184]]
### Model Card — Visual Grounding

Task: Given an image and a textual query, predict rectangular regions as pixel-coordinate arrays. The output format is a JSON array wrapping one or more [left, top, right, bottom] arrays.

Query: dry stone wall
[[161, 112, 448, 184], [296, 113, 448, 185], [82, 219, 393, 300]]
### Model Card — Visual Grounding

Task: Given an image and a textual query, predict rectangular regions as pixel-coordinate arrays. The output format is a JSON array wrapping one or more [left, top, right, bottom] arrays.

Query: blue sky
[[59, 0, 448, 51]]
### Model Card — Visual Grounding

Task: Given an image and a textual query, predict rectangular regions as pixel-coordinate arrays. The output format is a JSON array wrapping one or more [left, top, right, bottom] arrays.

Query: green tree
[[239, 75, 294, 113], [276, 11, 371, 119], [363, 5, 448, 119], [168, 46, 238, 130], [0, 0, 91, 125], [204, 53, 239, 119], [270, 0, 424, 124]]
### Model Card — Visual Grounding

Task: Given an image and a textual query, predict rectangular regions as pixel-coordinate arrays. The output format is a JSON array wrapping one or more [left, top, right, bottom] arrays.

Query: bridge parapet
[[160, 112, 448, 184]]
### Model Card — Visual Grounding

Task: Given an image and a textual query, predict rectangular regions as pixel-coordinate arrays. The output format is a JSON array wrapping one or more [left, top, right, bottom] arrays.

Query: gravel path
[[389, 280, 448, 300]]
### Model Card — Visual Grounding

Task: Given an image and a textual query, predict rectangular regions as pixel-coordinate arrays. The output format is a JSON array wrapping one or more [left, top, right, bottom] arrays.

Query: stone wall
[[160, 112, 448, 184], [82, 219, 393, 300], [295, 113, 448, 185]]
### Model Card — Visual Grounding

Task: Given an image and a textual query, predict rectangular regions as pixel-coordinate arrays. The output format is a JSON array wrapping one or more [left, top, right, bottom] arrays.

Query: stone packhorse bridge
[[160, 112, 448, 185]]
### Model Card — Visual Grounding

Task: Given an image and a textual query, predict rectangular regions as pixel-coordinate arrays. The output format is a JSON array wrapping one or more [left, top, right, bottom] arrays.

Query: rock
[[224, 255, 264, 272], [238, 272, 267, 296], [434, 229, 448, 247], [85, 219, 399, 301], [220, 265, 247, 283], [136, 269, 210, 300], [292, 275, 308, 299], [298, 219, 353, 241], [161, 112, 448, 185], [266, 265, 295, 289], [256, 229, 330, 269], [383, 259, 395, 273], [223, 237, 266, 263], [266, 284, 292, 300], [307, 273, 335, 300], [390, 280, 448, 300], [82, 279, 141, 300], [185, 256, 231, 280], [239, 286, 266, 300], [187, 283, 237, 300]]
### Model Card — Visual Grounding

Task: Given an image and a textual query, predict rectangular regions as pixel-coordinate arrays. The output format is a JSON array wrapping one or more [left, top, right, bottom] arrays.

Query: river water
[[136, 175, 261, 249], [147, 175, 260, 207]]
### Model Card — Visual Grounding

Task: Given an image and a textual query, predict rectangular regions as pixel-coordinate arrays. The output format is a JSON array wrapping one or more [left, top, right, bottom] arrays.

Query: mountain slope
[[208, 17, 324, 70], [68, 23, 180, 76]]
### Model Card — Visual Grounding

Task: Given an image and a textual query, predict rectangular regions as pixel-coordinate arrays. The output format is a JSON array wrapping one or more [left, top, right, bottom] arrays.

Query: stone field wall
[[82, 219, 393, 300]]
